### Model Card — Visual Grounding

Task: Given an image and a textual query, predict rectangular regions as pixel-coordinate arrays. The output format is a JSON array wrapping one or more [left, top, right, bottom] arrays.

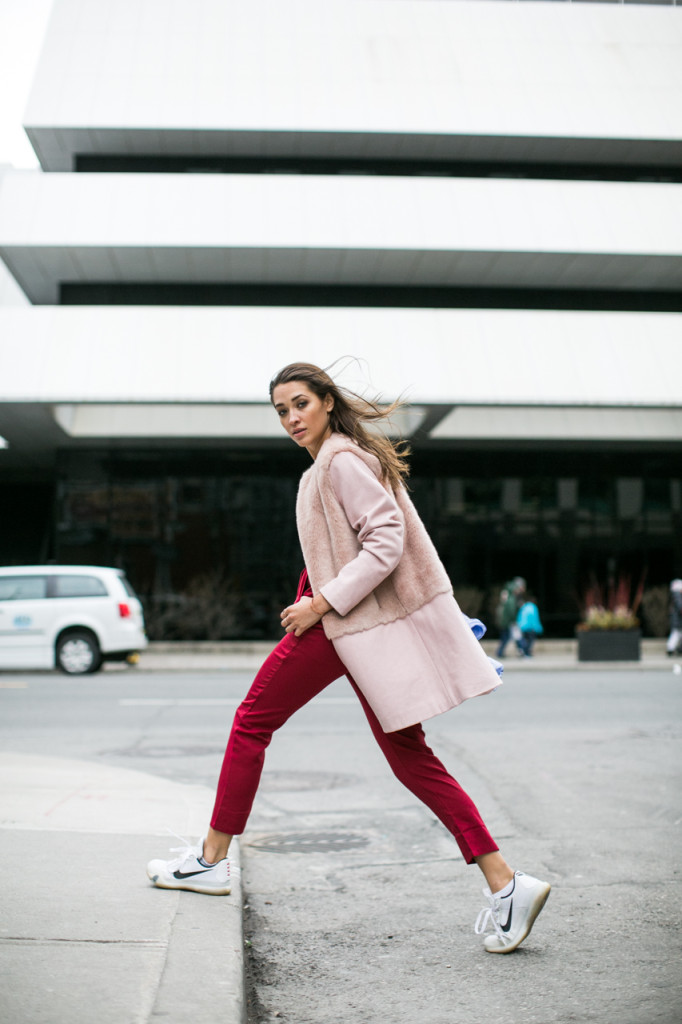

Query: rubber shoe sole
[[147, 872, 231, 896]]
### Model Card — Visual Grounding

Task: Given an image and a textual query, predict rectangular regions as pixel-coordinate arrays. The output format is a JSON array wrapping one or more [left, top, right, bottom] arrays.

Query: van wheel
[[56, 631, 102, 675]]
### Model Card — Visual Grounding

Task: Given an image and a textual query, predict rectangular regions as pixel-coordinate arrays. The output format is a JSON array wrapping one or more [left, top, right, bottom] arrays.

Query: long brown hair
[[269, 361, 410, 489]]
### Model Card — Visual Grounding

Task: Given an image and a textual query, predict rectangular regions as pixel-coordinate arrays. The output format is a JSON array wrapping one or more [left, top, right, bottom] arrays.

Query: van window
[[0, 576, 48, 601], [53, 575, 108, 598], [121, 576, 139, 599]]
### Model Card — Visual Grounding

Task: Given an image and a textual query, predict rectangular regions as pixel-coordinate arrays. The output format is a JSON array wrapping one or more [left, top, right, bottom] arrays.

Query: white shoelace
[[163, 829, 202, 870], [474, 890, 506, 942]]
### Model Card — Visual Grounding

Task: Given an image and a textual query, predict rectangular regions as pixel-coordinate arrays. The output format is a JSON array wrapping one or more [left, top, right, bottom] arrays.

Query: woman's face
[[272, 380, 334, 459]]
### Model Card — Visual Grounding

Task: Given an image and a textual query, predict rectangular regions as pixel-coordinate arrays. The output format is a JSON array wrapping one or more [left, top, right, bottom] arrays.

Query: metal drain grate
[[248, 831, 369, 854]]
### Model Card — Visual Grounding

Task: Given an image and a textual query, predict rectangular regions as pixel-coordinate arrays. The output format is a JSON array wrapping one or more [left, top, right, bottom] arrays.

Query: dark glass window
[[644, 479, 673, 513], [46, 445, 681, 641], [464, 479, 501, 511], [521, 478, 556, 512], [578, 478, 616, 518]]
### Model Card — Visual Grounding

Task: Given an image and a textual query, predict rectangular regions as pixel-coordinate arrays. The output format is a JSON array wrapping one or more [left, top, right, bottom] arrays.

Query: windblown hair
[[269, 361, 410, 490]]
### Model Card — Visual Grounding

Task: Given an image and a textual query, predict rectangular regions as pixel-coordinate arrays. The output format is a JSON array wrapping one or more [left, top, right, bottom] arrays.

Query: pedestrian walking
[[494, 576, 526, 657], [667, 579, 682, 656], [516, 594, 543, 658], [147, 362, 550, 954]]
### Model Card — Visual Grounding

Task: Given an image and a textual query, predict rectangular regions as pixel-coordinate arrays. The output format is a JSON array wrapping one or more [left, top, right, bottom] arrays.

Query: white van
[[0, 566, 148, 674]]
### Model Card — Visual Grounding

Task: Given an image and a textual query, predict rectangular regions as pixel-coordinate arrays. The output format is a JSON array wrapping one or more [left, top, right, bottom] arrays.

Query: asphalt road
[[1, 666, 681, 1024]]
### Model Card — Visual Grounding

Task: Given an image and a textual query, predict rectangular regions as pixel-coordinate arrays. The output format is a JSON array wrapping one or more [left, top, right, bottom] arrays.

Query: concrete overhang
[[51, 403, 427, 440], [1, 398, 680, 477], [25, 127, 682, 176], [431, 405, 682, 442], [24, 0, 682, 171], [0, 305, 680, 407], [1, 173, 681, 304]]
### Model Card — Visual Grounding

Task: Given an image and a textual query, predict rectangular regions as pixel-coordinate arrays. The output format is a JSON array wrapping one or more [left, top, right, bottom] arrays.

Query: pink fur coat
[[296, 433, 452, 640], [295, 433, 501, 732]]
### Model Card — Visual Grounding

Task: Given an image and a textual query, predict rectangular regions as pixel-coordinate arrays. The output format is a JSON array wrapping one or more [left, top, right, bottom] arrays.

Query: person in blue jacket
[[516, 595, 543, 658]]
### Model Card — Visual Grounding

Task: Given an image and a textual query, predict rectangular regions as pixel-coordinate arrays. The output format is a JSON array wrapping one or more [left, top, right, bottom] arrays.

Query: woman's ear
[[325, 394, 334, 414]]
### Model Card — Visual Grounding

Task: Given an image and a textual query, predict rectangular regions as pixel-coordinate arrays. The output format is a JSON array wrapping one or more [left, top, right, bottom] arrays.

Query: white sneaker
[[474, 871, 550, 953], [147, 835, 231, 895]]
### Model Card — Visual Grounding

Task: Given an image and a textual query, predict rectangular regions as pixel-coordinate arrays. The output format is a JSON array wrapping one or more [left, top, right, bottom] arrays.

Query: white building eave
[[0, 306, 680, 407], [1, 172, 681, 303], [23, 127, 682, 176], [24, 0, 682, 171]]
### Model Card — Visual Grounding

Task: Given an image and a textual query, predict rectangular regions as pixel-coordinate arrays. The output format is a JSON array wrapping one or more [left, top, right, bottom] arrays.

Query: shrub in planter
[[577, 629, 641, 662], [576, 573, 643, 661]]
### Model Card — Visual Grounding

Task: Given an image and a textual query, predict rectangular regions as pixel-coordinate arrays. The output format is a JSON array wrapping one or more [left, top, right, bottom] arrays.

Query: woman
[[147, 362, 550, 954], [516, 594, 543, 658]]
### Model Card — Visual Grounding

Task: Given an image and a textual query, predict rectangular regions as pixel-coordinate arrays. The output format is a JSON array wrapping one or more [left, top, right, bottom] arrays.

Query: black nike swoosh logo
[[173, 868, 213, 879], [501, 898, 513, 933]]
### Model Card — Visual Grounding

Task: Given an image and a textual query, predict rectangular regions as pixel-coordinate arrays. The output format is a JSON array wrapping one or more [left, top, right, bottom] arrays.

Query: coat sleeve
[[318, 452, 404, 617]]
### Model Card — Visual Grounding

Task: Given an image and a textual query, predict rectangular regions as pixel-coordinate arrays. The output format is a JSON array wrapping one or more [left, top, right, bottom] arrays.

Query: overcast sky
[[0, 0, 54, 168]]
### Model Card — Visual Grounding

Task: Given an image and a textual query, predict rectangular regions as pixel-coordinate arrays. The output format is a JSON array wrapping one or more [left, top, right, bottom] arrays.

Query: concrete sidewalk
[[2, 640, 679, 1024], [131, 637, 679, 674], [0, 753, 244, 1024]]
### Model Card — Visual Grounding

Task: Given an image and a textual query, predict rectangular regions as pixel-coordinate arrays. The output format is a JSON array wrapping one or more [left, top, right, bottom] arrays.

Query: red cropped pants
[[210, 573, 498, 864]]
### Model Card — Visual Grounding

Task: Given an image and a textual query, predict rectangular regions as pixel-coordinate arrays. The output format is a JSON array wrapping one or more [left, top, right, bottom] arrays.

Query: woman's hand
[[281, 595, 331, 637]]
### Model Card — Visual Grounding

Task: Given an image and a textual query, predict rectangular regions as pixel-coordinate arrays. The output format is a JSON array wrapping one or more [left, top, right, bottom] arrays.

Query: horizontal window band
[[73, 153, 682, 184], [59, 282, 682, 313]]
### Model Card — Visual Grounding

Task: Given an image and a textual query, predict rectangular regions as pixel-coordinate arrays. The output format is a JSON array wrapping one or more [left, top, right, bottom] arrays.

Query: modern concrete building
[[1, 0, 681, 638]]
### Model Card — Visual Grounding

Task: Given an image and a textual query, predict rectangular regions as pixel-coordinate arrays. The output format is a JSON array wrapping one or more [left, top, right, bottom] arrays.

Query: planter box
[[577, 629, 641, 662]]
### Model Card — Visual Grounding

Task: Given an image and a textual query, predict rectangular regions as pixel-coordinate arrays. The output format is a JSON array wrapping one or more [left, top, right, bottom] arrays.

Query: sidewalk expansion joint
[[0, 936, 168, 947]]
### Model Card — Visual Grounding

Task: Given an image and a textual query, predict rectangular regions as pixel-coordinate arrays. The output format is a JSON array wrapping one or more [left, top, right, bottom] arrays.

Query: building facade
[[1, 0, 681, 639]]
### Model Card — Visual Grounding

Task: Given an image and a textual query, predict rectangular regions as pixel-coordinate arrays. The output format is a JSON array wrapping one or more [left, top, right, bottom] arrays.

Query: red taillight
[[118, 602, 131, 618]]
